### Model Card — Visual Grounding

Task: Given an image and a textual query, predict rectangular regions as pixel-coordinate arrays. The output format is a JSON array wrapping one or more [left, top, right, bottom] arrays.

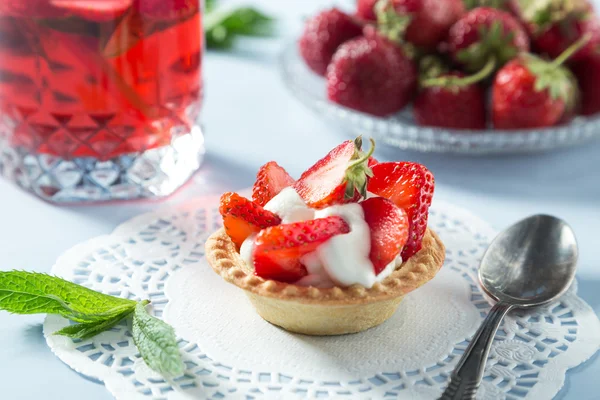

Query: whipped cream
[[240, 188, 402, 288], [263, 187, 315, 223]]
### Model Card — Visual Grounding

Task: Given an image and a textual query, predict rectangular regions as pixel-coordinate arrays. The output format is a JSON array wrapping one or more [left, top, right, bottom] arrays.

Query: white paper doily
[[43, 196, 600, 400]]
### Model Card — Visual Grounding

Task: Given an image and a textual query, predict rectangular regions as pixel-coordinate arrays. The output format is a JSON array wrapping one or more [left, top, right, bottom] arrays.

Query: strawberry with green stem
[[445, 7, 530, 72], [511, 0, 598, 62], [374, 0, 465, 50], [414, 56, 494, 129], [492, 34, 588, 129], [294, 136, 376, 209]]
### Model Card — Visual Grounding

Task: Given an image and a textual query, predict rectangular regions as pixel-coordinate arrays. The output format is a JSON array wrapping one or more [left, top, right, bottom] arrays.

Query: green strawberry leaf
[[457, 21, 518, 72], [375, 0, 412, 44], [519, 0, 588, 29], [54, 305, 137, 340], [0, 271, 136, 323], [132, 303, 184, 377], [463, 0, 508, 10], [419, 55, 450, 81], [524, 54, 576, 102]]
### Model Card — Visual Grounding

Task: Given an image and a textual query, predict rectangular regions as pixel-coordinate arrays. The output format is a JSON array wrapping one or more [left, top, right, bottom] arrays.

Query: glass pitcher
[[0, 0, 204, 203]]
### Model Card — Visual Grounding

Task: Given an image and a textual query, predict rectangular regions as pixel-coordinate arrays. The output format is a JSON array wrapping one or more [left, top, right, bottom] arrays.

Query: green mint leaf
[[54, 306, 136, 340], [205, 0, 218, 13], [0, 271, 136, 323], [205, 6, 275, 49], [132, 303, 184, 377], [206, 26, 236, 50]]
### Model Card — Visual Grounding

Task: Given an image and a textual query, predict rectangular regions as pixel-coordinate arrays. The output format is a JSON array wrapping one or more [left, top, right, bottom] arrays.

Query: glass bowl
[[279, 40, 600, 155]]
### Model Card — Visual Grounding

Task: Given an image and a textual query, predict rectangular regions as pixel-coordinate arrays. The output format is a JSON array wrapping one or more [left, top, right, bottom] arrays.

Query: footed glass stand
[[0, 123, 204, 203]]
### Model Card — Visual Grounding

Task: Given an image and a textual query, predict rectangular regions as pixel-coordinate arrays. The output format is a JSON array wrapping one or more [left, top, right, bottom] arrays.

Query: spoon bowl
[[441, 214, 578, 400], [479, 214, 578, 307]]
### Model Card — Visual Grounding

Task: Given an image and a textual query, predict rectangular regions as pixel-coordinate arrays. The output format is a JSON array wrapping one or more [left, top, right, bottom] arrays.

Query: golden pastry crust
[[205, 228, 445, 305], [205, 227, 445, 335]]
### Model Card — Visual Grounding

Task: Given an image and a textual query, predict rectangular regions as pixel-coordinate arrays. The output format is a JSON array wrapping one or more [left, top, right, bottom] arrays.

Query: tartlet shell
[[205, 228, 445, 335]]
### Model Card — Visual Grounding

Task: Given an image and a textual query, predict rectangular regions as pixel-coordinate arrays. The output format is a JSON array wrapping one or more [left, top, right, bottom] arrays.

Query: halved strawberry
[[219, 192, 281, 249], [361, 197, 409, 274], [367, 162, 434, 259], [253, 216, 350, 282], [252, 161, 295, 207], [294, 137, 375, 209], [51, 0, 132, 22]]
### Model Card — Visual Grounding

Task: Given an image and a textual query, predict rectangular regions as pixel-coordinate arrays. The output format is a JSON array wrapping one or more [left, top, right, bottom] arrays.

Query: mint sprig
[[132, 303, 184, 377], [205, 5, 275, 50], [0, 271, 184, 377]]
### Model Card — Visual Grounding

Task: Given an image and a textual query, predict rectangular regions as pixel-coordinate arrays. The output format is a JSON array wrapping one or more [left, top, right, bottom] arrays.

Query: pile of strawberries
[[219, 138, 434, 283], [299, 0, 600, 130]]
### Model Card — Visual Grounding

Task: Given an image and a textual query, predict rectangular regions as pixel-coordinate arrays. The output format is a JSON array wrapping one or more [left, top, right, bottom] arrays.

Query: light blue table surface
[[0, 0, 599, 398]]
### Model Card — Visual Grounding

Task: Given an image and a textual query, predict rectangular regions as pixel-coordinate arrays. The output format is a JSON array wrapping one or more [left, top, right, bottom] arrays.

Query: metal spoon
[[440, 215, 578, 400]]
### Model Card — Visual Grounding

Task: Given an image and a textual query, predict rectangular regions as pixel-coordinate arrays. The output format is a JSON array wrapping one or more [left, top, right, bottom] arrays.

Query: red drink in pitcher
[[0, 0, 204, 202]]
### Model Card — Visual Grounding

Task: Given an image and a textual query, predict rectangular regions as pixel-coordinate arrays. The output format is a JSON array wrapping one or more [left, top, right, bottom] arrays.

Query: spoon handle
[[440, 302, 513, 400]]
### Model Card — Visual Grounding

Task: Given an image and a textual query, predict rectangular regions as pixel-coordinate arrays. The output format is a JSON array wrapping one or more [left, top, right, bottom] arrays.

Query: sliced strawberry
[[252, 161, 295, 207], [253, 216, 350, 282], [294, 137, 375, 209], [367, 162, 434, 260], [361, 197, 409, 274], [219, 192, 281, 249], [51, 0, 132, 22]]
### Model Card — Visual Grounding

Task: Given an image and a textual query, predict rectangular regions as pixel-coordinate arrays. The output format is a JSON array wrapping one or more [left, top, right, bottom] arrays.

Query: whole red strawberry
[[492, 52, 579, 129], [375, 0, 465, 49], [367, 162, 435, 260], [571, 53, 600, 115], [360, 197, 409, 274], [0, 0, 68, 18], [357, 0, 378, 20], [327, 29, 417, 117], [294, 137, 375, 209], [445, 7, 530, 72], [299, 8, 363, 76], [413, 55, 492, 129], [137, 0, 198, 21], [511, 0, 598, 62], [253, 216, 350, 282], [252, 161, 295, 206], [219, 192, 281, 249]]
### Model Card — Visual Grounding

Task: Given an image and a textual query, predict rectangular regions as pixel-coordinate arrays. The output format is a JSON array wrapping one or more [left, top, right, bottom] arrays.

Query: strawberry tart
[[205, 137, 445, 335]]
